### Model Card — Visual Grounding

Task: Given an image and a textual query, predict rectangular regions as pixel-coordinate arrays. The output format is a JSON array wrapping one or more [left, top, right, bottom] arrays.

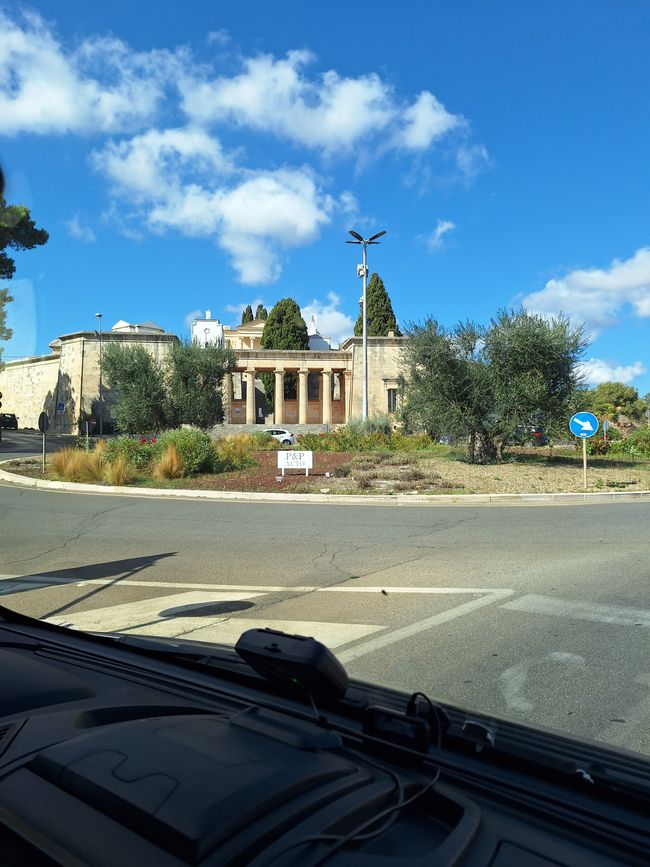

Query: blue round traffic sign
[[569, 412, 599, 438]]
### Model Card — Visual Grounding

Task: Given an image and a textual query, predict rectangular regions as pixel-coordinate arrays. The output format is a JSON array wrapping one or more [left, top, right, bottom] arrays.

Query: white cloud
[[521, 247, 650, 336], [0, 10, 485, 180], [0, 11, 182, 136], [91, 127, 232, 199], [206, 29, 230, 47], [396, 92, 462, 150], [94, 129, 336, 283], [180, 51, 395, 153], [65, 214, 96, 242], [301, 291, 355, 347], [424, 218, 455, 252], [183, 308, 204, 331], [179, 50, 470, 159], [224, 297, 265, 317], [455, 143, 491, 182], [578, 358, 646, 386]]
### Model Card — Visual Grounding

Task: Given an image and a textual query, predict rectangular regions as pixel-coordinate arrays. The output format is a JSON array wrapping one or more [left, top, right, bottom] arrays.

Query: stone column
[[223, 372, 233, 423], [298, 369, 308, 425], [322, 370, 332, 425], [344, 371, 353, 422], [274, 369, 285, 425], [245, 370, 256, 425]]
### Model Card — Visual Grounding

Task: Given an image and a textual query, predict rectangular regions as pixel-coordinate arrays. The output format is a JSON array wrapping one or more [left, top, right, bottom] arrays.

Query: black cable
[[265, 751, 440, 866]]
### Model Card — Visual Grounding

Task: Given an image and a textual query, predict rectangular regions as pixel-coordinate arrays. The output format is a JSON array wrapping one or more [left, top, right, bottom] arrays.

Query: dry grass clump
[[214, 434, 256, 470], [153, 444, 185, 480], [103, 455, 135, 486], [50, 448, 92, 482]]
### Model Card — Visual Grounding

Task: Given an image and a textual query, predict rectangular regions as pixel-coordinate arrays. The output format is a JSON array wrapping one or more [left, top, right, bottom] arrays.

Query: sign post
[[38, 412, 49, 474], [569, 412, 599, 489]]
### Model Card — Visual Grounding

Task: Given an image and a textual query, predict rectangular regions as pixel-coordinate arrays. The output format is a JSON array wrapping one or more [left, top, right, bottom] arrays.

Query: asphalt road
[[0, 428, 70, 458], [1, 480, 650, 759]]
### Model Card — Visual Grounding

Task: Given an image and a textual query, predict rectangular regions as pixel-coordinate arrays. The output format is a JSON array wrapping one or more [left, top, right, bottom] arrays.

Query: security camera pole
[[346, 229, 386, 420]]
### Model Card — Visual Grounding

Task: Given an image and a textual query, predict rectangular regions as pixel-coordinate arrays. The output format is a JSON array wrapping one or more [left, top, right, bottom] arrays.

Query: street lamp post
[[346, 229, 386, 420], [95, 313, 103, 437]]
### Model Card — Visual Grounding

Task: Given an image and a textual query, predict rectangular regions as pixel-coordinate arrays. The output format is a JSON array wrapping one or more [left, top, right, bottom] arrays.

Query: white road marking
[[1, 574, 514, 657], [44, 591, 383, 648], [0, 574, 510, 595], [46, 591, 262, 634], [500, 594, 650, 627], [499, 652, 586, 713], [337, 589, 514, 664], [0, 575, 314, 594]]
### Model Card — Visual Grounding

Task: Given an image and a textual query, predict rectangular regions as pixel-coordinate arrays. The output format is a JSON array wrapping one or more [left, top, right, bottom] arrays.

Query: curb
[[2, 460, 650, 507]]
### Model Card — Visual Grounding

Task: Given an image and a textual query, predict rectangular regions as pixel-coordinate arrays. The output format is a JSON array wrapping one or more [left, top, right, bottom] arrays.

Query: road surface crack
[[1, 503, 130, 569]]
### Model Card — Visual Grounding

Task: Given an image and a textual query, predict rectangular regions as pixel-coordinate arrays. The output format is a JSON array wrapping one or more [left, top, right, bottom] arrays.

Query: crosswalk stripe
[[0, 574, 508, 595], [45, 591, 385, 649], [500, 594, 650, 627]]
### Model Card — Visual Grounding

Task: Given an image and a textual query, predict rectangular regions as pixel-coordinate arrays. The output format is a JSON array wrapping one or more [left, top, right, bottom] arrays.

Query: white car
[[263, 428, 296, 445]]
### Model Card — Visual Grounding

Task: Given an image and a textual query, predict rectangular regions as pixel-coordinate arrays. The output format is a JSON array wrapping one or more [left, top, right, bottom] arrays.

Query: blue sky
[[1, 1, 649, 394]]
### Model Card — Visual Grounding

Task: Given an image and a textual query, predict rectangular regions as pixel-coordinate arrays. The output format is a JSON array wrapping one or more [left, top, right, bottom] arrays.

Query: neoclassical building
[[0, 313, 404, 433]]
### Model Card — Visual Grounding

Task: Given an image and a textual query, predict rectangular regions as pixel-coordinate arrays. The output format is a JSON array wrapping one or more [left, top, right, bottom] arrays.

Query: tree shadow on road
[[5, 552, 178, 618]]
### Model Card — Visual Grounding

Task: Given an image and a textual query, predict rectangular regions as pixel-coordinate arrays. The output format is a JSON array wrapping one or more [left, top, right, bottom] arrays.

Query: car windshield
[[2, 1, 650, 766]]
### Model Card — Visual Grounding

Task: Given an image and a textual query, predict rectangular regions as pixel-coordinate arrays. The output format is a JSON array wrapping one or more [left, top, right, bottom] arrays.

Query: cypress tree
[[354, 272, 401, 337], [260, 299, 309, 405]]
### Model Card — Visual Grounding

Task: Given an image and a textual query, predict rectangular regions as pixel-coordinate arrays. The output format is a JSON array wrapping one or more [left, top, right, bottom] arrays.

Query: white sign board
[[277, 450, 313, 476]]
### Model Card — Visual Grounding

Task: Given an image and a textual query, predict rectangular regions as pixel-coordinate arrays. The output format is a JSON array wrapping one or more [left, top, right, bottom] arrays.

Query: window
[[308, 372, 320, 401], [387, 388, 398, 413]]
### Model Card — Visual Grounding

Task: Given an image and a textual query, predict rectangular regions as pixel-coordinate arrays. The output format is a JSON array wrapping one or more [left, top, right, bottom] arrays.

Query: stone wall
[[1, 331, 176, 434], [341, 336, 405, 419], [0, 354, 61, 429]]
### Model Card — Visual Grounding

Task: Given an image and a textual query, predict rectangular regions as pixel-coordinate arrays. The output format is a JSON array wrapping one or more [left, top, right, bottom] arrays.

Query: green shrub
[[250, 432, 281, 450], [296, 427, 436, 453], [104, 435, 156, 470], [155, 429, 215, 475], [608, 427, 650, 458], [346, 414, 393, 436]]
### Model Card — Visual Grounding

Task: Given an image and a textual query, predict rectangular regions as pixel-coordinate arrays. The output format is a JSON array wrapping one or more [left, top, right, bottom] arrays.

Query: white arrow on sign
[[575, 418, 594, 432]]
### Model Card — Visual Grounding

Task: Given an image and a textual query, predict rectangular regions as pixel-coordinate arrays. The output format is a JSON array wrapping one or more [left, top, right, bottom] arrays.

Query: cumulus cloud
[[179, 50, 470, 158], [396, 92, 462, 150], [91, 127, 232, 199], [301, 291, 355, 347], [179, 51, 395, 153], [578, 358, 646, 386], [0, 11, 182, 136], [65, 214, 96, 242], [94, 128, 337, 283], [0, 10, 488, 280], [521, 247, 650, 336], [424, 218, 455, 252]]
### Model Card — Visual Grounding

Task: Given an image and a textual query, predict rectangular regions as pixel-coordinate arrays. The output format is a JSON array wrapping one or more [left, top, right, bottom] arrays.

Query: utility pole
[[95, 313, 103, 436], [346, 230, 386, 420]]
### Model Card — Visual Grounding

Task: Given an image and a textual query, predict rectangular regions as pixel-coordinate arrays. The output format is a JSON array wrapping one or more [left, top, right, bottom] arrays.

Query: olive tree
[[401, 309, 588, 463]]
